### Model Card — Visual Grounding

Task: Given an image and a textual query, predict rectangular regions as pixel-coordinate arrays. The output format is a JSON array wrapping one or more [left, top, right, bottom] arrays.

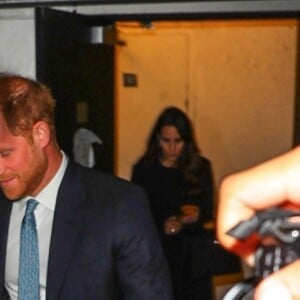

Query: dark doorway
[[35, 7, 114, 174]]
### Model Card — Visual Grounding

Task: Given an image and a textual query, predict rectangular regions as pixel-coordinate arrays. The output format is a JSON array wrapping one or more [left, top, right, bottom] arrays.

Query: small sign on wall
[[76, 101, 89, 124], [123, 73, 138, 87]]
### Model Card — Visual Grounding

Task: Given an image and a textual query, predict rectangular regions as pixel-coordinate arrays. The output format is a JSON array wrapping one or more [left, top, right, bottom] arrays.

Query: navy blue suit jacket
[[0, 161, 173, 300]]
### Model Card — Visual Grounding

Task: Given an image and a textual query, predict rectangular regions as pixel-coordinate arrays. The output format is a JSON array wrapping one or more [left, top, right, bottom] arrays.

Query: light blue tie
[[18, 199, 40, 300]]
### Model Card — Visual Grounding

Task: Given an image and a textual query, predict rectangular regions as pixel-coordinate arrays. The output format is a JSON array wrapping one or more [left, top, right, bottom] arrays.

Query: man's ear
[[32, 121, 50, 148]]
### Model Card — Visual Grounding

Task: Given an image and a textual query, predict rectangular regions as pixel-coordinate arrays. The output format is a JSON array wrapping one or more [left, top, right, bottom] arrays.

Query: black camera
[[223, 208, 300, 300]]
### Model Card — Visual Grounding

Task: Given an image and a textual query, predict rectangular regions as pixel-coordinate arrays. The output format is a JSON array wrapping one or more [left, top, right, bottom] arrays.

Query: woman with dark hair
[[131, 106, 215, 300]]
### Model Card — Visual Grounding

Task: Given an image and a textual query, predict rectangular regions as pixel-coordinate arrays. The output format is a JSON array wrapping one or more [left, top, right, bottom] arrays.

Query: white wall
[[0, 8, 35, 78]]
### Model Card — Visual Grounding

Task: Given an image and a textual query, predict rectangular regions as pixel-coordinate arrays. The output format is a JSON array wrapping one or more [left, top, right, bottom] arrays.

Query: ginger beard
[[0, 138, 47, 200]]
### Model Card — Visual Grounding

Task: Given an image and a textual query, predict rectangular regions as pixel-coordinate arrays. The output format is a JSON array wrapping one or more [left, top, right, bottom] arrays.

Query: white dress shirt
[[5, 152, 68, 300]]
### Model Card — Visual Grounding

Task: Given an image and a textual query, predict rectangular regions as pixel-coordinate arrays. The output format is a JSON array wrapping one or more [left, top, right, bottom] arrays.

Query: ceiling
[[1, 0, 300, 19]]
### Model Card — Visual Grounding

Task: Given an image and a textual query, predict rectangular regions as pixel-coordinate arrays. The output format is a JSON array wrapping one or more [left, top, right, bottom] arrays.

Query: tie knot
[[25, 199, 38, 216]]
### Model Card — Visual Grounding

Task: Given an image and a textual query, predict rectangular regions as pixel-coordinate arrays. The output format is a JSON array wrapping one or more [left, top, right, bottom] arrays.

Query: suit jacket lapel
[[0, 197, 11, 291], [46, 163, 85, 300]]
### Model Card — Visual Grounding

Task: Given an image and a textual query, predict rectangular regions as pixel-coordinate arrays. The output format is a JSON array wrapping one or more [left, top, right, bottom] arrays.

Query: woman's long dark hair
[[142, 106, 204, 187]]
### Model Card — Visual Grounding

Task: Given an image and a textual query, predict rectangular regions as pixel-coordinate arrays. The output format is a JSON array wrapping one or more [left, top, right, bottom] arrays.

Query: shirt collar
[[22, 151, 68, 211], [36, 151, 68, 211]]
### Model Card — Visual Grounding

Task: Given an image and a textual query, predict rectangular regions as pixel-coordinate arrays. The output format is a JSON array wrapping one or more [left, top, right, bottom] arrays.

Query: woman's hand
[[164, 216, 183, 235], [180, 204, 200, 224], [217, 146, 300, 300]]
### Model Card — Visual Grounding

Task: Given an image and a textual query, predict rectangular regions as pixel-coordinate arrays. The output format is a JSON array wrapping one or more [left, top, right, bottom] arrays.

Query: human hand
[[180, 204, 200, 224], [164, 216, 183, 235], [217, 146, 300, 300]]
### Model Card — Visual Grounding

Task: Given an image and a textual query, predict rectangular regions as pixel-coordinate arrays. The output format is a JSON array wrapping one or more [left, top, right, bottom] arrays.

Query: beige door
[[112, 20, 296, 185], [114, 24, 189, 179]]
